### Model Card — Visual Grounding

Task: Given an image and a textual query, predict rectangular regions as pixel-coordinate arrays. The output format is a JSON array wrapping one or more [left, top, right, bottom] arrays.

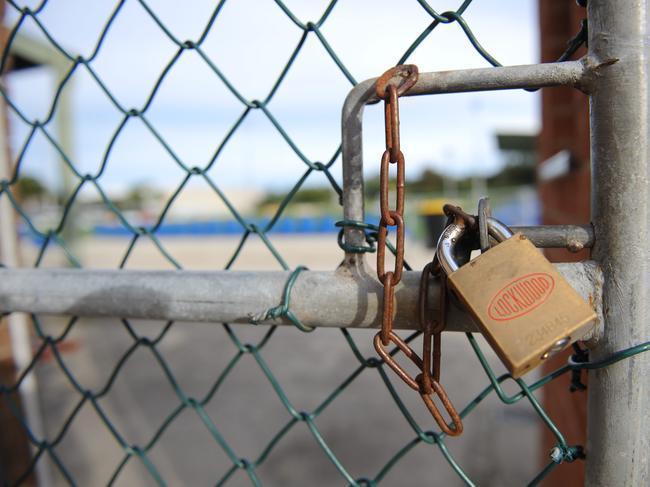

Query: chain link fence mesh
[[1, 1, 649, 486]]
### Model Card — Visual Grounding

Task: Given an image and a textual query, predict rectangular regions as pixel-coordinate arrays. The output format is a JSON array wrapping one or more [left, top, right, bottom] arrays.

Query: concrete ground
[[20, 235, 544, 486]]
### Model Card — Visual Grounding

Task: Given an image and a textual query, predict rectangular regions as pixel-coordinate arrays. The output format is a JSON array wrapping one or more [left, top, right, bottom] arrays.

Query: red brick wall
[[538, 2, 590, 486]]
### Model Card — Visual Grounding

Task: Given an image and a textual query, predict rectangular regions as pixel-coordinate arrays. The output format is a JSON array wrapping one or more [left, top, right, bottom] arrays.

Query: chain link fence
[[1, 1, 649, 486]]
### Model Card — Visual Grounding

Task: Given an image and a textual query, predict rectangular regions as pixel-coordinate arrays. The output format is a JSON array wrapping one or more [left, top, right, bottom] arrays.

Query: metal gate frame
[[1, 2, 649, 485]]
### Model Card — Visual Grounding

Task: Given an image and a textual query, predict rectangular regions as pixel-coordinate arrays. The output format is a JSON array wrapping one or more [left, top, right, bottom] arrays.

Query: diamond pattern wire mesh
[[1, 1, 649, 486]]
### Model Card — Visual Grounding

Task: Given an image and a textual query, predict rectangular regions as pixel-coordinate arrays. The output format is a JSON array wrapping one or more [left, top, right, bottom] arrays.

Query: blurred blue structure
[[94, 216, 342, 237], [491, 189, 541, 226]]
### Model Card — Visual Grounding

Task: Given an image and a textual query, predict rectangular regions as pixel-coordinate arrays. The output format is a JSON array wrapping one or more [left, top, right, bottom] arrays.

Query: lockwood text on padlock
[[487, 273, 555, 321]]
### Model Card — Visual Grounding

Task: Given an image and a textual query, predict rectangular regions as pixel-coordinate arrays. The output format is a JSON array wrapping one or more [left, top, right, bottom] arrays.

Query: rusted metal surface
[[371, 65, 462, 437], [373, 331, 421, 391], [374, 64, 417, 344], [373, 64, 420, 398], [374, 64, 419, 98], [418, 261, 462, 437]]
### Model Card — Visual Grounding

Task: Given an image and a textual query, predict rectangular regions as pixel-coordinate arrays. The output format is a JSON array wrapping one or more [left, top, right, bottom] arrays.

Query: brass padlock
[[437, 217, 596, 378]]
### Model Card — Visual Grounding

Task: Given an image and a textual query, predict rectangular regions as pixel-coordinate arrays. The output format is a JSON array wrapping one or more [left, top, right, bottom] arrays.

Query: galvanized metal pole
[[587, 1, 650, 485], [341, 61, 591, 261], [0, 265, 602, 334]]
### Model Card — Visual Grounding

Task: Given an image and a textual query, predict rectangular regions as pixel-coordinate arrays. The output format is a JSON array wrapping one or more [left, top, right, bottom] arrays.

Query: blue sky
[[6, 0, 539, 194]]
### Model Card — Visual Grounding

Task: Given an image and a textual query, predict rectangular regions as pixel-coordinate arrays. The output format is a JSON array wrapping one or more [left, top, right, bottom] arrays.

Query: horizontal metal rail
[[341, 60, 593, 256], [511, 225, 594, 252], [0, 264, 602, 336]]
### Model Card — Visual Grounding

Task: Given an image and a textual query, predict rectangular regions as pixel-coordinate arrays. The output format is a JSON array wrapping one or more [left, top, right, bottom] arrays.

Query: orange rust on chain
[[380, 272, 395, 346], [433, 332, 442, 382], [373, 331, 422, 391], [419, 263, 437, 393], [373, 64, 421, 397], [375, 64, 419, 99], [417, 261, 464, 436], [379, 151, 404, 224], [375, 65, 415, 290], [385, 85, 401, 162], [373, 64, 463, 436], [377, 212, 404, 284], [418, 376, 464, 437], [443, 204, 477, 229]]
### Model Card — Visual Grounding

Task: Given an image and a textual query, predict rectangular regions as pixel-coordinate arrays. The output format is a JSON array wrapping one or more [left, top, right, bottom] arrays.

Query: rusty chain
[[372, 65, 462, 437], [417, 262, 463, 436], [374, 64, 417, 353]]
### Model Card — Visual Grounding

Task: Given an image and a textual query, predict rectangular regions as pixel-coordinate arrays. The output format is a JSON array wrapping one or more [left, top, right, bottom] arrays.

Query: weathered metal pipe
[[586, 1, 650, 484], [341, 60, 591, 256], [511, 225, 594, 252], [0, 264, 602, 337]]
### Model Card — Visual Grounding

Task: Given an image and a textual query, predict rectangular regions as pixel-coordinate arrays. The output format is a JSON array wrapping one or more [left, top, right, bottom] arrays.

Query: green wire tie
[[249, 265, 314, 332], [568, 340, 650, 370], [335, 220, 379, 253], [550, 444, 584, 464]]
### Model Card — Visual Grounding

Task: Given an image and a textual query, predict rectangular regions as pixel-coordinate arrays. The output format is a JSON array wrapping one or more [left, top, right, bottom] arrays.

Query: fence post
[[586, 1, 650, 485], [0, 100, 52, 486]]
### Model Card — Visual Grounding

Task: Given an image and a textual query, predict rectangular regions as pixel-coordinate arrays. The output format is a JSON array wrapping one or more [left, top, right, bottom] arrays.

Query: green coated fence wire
[[0, 0, 627, 486], [249, 265, 315, 332]]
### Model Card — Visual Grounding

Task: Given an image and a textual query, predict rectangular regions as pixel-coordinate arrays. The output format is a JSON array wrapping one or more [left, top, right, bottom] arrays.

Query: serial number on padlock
[[520, 315, 570, 348]]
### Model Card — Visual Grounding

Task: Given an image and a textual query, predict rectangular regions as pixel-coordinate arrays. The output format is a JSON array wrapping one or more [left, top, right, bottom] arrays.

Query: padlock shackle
[[437, 217, 514, 274], [486, 217, 514, 242], [437, 223, 466, 275]]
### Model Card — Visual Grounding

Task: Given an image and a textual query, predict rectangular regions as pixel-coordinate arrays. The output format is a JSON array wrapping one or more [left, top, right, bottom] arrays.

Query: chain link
[[418, 263, 463, 436], [373, 64, 417, 359], [372, 65, 462, 436], [375, 64, 417, 290], [373, 65, 424, 397]]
